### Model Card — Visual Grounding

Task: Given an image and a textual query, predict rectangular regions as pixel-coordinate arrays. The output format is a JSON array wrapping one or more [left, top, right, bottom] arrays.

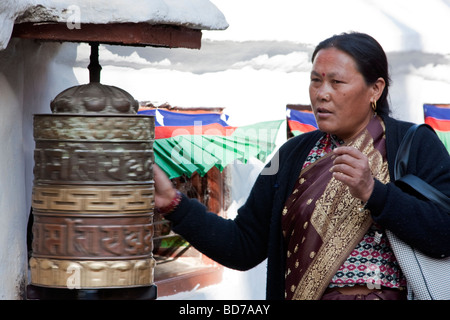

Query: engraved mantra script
[[34, 143, 153, 183], [32, 214, 154, 259]]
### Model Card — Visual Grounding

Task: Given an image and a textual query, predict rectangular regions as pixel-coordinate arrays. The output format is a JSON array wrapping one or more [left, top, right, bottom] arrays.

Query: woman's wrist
[[156, 190, 182, 215]]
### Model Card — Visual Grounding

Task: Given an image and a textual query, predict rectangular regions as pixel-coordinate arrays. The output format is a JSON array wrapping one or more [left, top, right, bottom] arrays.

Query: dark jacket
[[166, 115, 450, 300]]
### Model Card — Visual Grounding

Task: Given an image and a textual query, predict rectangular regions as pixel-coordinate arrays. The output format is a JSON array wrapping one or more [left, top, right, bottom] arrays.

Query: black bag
[[394, 124, 450, 210], [386, 123, 450, 300]]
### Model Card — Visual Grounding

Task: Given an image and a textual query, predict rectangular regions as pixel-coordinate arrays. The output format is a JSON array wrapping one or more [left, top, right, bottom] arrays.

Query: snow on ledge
[[1, 0, 228, 50]]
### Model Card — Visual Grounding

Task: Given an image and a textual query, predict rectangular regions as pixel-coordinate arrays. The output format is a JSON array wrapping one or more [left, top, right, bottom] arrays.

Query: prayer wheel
[[28, 76, 156, 298]]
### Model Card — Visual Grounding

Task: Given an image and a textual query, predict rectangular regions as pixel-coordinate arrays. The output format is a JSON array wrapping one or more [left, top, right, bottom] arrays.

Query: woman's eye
[[332, 80, 343, 84]]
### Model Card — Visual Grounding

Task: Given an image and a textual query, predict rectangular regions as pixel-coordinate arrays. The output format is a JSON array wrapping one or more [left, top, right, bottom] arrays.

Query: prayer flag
[[286, 107, 318, 136], [424, 104, 450, 151]]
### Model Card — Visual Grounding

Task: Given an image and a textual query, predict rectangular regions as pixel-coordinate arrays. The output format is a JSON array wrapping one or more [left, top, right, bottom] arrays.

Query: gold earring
[[371, 100, 377, 112]]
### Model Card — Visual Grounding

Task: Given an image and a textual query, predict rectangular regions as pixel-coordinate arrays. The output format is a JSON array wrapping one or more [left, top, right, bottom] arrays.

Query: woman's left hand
[[331, 146, 375, 202]]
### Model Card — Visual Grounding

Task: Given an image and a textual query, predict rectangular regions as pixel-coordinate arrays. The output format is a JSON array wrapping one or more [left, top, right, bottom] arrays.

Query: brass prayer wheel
[[29, 80, 156, 291]]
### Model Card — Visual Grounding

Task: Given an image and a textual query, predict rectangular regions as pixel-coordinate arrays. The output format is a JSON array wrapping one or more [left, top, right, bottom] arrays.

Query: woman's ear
[[372, 77, 386, 101]]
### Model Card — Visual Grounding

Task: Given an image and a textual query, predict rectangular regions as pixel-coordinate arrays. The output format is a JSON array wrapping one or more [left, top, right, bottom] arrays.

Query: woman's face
[[309, 47, 384, 141]]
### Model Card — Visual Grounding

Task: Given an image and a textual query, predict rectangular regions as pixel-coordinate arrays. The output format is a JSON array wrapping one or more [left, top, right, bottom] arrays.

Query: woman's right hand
[[153, 164, 177, 209]]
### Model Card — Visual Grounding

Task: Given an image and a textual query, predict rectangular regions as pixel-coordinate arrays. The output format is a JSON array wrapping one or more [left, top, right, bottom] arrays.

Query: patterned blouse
[[302, 133, 406, 289]]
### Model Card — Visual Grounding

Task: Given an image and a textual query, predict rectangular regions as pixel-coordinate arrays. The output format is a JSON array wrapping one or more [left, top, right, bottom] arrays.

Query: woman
[[154, 32, 450, 300]]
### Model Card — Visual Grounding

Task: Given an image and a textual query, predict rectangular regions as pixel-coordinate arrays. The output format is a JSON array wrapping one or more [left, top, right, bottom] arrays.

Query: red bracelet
[[157, 190, 182, 215]]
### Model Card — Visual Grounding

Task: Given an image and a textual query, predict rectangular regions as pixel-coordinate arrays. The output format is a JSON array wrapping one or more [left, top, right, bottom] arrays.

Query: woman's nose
[[316, 86, 331, 101]]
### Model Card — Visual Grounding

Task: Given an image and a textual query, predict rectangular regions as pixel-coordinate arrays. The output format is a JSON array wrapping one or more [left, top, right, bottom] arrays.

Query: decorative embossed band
[[32, 185, 154, 213], [29, 257, 155, 288], [34, 114, 154, 141], [32, 212, 154, 260], [33, 141, 154, 185]]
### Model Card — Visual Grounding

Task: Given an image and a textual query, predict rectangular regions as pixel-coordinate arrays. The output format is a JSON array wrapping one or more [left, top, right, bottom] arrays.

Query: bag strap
[[397, 174, 450, 211], [394, 123, 450, 210], [394, 124, 427, 179]]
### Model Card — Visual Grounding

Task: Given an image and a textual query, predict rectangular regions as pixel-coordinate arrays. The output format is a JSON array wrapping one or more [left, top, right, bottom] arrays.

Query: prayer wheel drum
[[29, 82, 156, 290]]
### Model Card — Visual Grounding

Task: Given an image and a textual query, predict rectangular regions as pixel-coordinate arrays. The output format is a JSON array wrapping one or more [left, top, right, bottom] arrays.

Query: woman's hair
[[312, 32, 391, 116]]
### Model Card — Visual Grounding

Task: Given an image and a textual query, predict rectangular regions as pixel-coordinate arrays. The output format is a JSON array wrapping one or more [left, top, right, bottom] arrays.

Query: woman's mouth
[[316, 107, 333, 119], [317, 107, 331, 114]]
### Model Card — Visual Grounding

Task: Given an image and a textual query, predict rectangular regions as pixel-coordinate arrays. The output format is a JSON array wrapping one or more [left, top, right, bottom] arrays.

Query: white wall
[[0, 39, 79, 299], [0, 40, 28, 299]]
